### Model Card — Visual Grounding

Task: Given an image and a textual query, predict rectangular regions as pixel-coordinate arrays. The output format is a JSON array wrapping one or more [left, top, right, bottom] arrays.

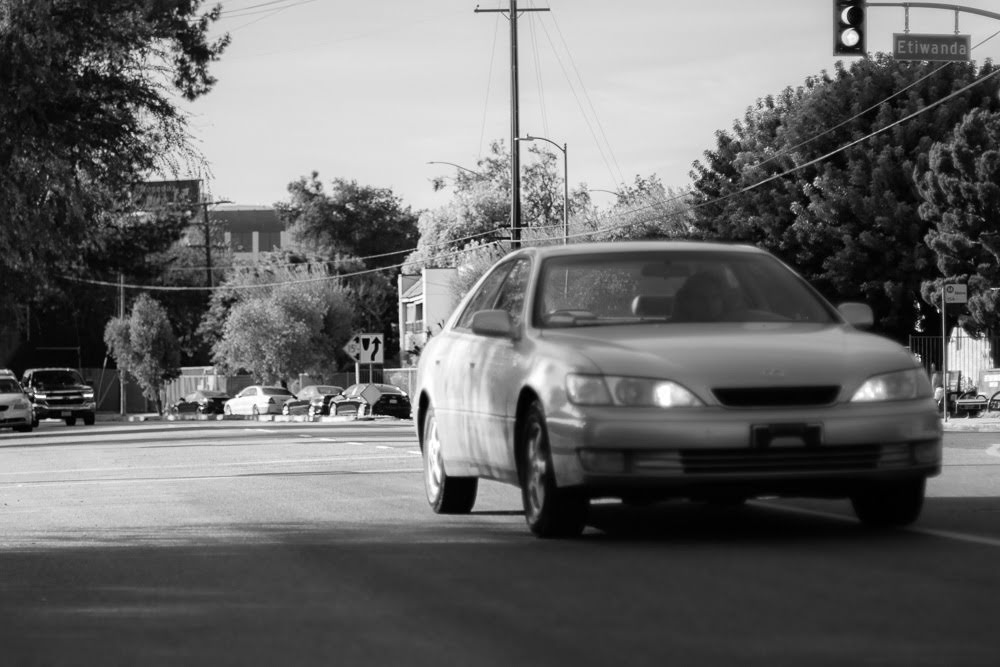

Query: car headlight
[[83, 390, 94, 399], [851, 368, 932, 402], [33, 392, 47, 399], [566, 374, 703, 408]]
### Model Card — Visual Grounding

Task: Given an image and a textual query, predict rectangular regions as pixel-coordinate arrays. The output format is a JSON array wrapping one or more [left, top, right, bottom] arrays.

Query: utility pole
[[475, 1, 549, 249], [196, 198, 231, 288]]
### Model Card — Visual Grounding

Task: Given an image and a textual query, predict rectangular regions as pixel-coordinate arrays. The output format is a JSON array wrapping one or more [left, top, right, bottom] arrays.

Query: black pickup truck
[[20, 367, 97, 426]]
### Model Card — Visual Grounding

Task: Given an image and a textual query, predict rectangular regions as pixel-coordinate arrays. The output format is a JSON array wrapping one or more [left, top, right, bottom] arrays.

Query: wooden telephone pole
[[475, 1, 549, 249]]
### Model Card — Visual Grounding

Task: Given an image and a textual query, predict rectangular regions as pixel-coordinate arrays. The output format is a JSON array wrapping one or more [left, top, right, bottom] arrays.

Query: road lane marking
[[0, 455, 421, 478], [758, 502, 1000, 549]]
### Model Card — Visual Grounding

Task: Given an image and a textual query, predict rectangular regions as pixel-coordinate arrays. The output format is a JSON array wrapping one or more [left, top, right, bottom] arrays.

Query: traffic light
[[833, 0, 866, 56]]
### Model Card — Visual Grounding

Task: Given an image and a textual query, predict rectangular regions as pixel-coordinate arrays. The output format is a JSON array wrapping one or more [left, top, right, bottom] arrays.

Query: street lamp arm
[[426, 161, 482, 176], [518, 134, 565, 154]]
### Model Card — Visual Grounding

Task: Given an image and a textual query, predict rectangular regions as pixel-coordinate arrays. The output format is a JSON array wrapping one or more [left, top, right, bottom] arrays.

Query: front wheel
[[851, 478, 926, 527], [82, 413, 95, 426], [520, 400, 588, 538], [422, 406, 477, 514], [64, 416, 77, 426]]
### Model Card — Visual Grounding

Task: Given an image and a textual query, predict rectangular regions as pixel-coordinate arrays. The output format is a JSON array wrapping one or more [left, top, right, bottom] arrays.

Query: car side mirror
[[838, 302, 874, 329], [470, 309, 516, 338]]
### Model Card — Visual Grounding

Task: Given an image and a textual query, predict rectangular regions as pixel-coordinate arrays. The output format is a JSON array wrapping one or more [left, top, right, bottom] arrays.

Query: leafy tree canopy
[[0, 0, 229, 327], [688, 54, 1000, 343], [103, 292, 182, 413], [915, 107, 1000, 338], [277, 174, 419, 270]]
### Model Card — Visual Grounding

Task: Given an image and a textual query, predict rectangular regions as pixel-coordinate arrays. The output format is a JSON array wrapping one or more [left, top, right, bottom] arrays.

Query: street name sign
[[343, 333, 384, 364], [944, 284, 968, 304], [893, 33, 970, 62]]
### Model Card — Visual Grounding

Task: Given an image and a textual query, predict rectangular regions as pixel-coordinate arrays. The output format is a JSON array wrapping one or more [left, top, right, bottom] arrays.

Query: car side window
[[492, 258, 531, 328], [454, 261, 516, 330]]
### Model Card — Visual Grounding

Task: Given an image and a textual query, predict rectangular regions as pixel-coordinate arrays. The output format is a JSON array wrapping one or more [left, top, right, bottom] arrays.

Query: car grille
[[712, 386, 840, 407], [630, 444, 911, 476], [43, 391, 86, 406]]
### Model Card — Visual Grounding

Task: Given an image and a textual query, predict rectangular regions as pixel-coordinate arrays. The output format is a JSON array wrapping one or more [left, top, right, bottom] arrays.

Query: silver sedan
[[415, 241, 942, 538]]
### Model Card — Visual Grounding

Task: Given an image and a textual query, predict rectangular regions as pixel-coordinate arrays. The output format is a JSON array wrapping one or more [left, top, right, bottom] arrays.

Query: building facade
[[397, 268, 459, 367]]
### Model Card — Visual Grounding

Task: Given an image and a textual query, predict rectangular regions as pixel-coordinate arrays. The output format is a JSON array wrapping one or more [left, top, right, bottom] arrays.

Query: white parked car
[[223, 385, 295, 417], [415, 241, 943, 538], [0, 374, 34, 433]]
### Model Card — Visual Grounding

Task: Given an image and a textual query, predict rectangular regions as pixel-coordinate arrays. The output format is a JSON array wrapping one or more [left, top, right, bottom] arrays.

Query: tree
[[210, 277, 354, 384], [688, 55, 1000, 343], [408, 140, 587, 273], [277, 174, 419, 270], [103, 293, 182, 414], [915, 107, 1000, 349], [588, 175, 694, 241], [0, 0, 229, 346], [276, 175, 420, 363]]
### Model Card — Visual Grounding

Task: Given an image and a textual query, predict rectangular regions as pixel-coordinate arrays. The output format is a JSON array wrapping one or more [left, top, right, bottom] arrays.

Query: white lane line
[[0, 455, 421, 478], [759, 502, 1000, 549]]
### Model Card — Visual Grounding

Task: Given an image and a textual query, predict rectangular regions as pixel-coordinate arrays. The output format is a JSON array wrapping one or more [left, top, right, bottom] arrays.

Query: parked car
[[0, 375, 33, 433], [223, 385, 295, 417], [415, 241, 943, 538], [168, 390, 231, 416], [21, 367, 96, 426], [281, 385, 344, 417], [331, 383, 412, 418]]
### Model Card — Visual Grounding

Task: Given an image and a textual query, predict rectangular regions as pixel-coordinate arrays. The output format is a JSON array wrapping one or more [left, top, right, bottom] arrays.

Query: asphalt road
[[1, 420, 999, 666]]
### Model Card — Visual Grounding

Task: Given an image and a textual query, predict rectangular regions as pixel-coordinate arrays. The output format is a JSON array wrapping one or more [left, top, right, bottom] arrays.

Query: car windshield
[[534, 250, 838, 328], [263, 387, 293, 396], [34, 370, 84, 385], [0, 379, 22, 393]]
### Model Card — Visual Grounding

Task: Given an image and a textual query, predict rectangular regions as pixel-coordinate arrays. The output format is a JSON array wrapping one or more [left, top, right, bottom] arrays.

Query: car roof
[[507, 240, 764, 261]]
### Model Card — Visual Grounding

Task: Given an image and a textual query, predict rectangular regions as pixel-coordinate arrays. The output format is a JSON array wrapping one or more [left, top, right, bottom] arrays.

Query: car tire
[[64, 416, 77, 426], [850, 478, 925, 527], [83, 413, 95, 426], [520, 400, 588, 538], [422, 406, 477, 514]]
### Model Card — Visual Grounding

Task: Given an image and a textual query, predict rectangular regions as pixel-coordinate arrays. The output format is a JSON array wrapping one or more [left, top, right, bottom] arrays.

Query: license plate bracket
[[751, 423, 822, 448]]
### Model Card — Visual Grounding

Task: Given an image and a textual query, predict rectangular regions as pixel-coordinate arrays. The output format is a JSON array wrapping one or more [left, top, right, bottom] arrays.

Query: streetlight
[[516, 135, 568, 244]]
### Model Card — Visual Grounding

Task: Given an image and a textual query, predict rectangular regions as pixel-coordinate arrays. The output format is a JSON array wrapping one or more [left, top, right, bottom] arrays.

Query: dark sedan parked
[[331, 383, 412, 419], [281, 385, 344, 417], [168, 390, 230, 416]]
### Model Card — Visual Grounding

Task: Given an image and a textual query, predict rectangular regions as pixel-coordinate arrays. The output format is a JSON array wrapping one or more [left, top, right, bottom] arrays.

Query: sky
[[179, 0, 1000, 213]]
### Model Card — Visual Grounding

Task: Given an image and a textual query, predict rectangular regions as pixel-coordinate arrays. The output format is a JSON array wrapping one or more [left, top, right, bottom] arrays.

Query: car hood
[[538, 322, 918, 391], [33, 381, 88, 391]]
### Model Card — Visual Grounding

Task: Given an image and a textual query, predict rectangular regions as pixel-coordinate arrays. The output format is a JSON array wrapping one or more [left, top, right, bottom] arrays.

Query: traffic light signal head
[[833, 0, 866, 56]]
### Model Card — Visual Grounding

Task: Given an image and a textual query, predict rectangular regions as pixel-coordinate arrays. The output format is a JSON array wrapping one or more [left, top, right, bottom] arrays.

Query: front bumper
[[0, 408, 32, 428], [33, 401, 96, 419], [546, 400, 942, 498]]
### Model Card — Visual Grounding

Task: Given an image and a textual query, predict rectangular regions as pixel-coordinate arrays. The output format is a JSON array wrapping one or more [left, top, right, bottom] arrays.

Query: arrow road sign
[[343, 333, 384, 364]]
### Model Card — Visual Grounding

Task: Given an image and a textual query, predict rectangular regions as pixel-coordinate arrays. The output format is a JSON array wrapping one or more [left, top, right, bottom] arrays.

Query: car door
[[466, 257, 532, 481], [236, 387, 257, 414], [435, 261, 515, 472]]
